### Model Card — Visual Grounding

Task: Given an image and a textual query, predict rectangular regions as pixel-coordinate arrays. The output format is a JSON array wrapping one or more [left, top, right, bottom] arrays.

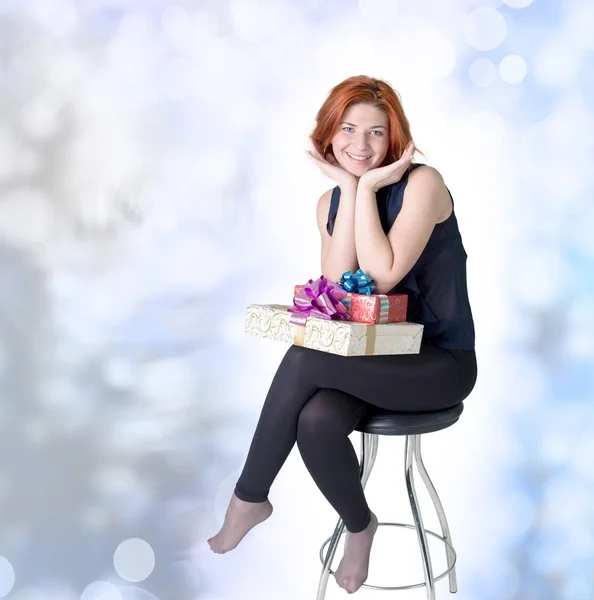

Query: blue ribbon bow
[[339, 269, 376, 295]]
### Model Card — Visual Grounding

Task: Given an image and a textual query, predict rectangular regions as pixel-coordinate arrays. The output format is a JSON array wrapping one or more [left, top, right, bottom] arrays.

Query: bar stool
[[317, 402, 464, 599]]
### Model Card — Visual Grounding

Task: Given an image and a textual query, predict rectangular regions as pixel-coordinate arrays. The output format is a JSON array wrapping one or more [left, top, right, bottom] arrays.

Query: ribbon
[[287, 275, 351, 327], [339, 268, 376, 295]]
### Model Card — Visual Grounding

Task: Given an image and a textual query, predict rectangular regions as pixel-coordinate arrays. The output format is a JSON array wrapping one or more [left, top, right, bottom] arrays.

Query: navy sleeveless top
[[326, 163, 475, 350]]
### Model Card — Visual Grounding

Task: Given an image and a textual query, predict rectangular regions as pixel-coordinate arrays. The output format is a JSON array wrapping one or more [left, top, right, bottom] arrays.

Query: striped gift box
[[293, 284, 407, 325]]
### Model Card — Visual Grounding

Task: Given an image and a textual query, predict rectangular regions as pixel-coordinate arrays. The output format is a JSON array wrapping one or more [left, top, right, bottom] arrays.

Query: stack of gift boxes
[[245, 269, 424, 356]]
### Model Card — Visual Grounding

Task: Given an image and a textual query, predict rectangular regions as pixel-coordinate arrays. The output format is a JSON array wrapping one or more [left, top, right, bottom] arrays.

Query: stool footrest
[[319, 522, 457, 592]]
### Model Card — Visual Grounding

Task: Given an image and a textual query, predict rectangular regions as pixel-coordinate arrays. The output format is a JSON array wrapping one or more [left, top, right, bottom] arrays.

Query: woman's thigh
[[290, 343, 477, 412]]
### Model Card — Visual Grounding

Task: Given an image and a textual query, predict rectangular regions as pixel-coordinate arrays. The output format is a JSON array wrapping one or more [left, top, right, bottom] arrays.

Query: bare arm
[[355, 166, 445, 293], [317, 181, 359, 283]]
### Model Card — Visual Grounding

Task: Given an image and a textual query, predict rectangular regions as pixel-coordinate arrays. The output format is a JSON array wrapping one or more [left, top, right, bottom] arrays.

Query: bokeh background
[[1, 0, 593, 598]]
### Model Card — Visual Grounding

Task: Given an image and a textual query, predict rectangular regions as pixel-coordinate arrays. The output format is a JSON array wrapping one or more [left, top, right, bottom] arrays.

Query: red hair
[[310, 75, 424, 167]]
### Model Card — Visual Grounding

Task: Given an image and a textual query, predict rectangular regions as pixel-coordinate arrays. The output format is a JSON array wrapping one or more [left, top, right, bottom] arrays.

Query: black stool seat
[[355, 402, 464, 436]]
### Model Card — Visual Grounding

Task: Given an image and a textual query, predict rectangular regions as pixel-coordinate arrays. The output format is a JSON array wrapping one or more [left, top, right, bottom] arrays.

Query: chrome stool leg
[[405, 434, 435, 600], [414, 435, 457, 593], [316, 433, 379, 600]]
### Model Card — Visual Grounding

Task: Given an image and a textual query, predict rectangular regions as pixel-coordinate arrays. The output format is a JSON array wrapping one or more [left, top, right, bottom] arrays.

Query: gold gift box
[[245, 304, 423, 357]]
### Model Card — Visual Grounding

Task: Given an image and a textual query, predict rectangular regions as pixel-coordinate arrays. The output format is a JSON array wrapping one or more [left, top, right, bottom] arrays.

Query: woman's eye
[[342, 127, 382, 135]]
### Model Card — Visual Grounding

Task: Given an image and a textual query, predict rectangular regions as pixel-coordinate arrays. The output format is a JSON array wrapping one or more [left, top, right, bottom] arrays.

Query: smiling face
[[330, 102, 390, 178]]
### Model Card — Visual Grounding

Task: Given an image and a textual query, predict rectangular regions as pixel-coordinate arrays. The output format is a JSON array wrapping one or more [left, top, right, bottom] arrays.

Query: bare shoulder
[[319, 187, 333, 205], [316, 188, 333, 218], [406, 165, 452, 223], [408, 164, 445, 186]]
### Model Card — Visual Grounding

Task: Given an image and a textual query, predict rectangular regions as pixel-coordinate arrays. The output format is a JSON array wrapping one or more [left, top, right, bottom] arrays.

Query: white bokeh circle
[[469, 58, 497, 87], [113, 538, 155, 583], [81, 581, 122, 600], [358, 0, 400, 23], [534, 40, 580, 87], [0, 557, 15, 598], [502, 0, 533, 8], [464, 8, 507, 51], [499, 54, 528, 84]]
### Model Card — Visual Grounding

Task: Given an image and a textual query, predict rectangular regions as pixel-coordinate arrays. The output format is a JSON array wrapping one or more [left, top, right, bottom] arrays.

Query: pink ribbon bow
[[287, 275, 351, 326]]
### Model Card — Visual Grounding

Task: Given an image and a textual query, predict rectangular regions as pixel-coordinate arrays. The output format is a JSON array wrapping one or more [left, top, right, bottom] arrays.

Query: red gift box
[[293, 284, 407, 325]]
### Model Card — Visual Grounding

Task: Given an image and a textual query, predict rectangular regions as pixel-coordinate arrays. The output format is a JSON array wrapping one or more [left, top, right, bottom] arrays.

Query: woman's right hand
[[305, 137, 358, 190]]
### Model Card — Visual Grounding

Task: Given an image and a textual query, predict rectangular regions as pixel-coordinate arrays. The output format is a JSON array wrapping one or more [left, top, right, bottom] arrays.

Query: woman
[[208, 75, 478, 595]]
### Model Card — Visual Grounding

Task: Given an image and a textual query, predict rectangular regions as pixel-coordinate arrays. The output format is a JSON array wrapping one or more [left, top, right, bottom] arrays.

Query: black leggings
[[234, 342, 478, 533]]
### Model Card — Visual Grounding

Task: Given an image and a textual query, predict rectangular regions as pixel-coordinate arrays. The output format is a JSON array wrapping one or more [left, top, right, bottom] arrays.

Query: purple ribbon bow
[[287, 275, 351, 326]]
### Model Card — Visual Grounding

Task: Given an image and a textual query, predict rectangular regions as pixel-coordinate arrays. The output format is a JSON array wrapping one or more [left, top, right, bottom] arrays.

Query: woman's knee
[[297, 390, 340, 442], [297, 389, 364, 444]]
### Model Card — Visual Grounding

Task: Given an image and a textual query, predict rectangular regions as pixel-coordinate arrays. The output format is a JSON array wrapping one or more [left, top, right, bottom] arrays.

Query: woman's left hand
[[359, 141, 415, 192]]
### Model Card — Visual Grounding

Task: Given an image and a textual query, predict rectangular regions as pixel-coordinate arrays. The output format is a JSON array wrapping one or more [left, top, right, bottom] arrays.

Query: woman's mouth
[[346, 151, 372, 164]]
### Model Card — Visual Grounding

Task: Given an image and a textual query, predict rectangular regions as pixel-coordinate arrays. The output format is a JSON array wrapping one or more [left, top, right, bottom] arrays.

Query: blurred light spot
[[502, 0, 533, 7], [566, 299, 594, 358], [564, 3, 594, 52], [540, 432, 569, 466], [21, 91, 61, 139], [169, 561, 202, 593], [464, 8, 507, 51], [462, 109, 506, 148], [412, 29, 457, 79], [0, 0, 18, 15], [512, 244, 568, 307], [103, 359, 135, 390], [134, 357, 197, 411], [108, 420, 168, 455], [469, 58, 497, 87], [518, 110, 593, 204], [27, 0, 78, 37], [492, 559, 520, 598], [534, 40, 580, 86], [81, 581, 122, 600], [0, 344, 5, 379], [48, 52, 83, 87], [118, 590, 159, 600], [161, 6, 189, 38], [113, 538, 155, 583], [14, 148, 43, 177], [190, 8, 220, 40], [0, 557, 15, 598], [0, 127, 16, 181], [542, 475, 590, 531], [502, 491, 535, 538], [229, 0, 287, 43], [24, 418, 50, 444], [358, 0, 400, 22], [8, 588, 50, 600], [80, 506, 110, 533], [499, 54, 527, 84], [161, 58, 194, 101], [0, 188, 52, 249], [562, 576, 592, 600], [497, 353, 545, 413]]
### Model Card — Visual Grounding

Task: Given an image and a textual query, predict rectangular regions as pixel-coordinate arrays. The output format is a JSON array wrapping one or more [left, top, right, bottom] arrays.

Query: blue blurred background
[[0, 0, 593, 599]]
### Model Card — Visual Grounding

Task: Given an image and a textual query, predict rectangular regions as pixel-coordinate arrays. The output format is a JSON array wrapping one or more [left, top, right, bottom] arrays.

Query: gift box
[[245, 303, 423, 357], [294, 284, 407, 324]]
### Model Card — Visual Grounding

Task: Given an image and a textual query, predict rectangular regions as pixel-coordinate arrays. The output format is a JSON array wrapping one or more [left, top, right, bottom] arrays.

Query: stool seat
[[355, 402, 464, 436]]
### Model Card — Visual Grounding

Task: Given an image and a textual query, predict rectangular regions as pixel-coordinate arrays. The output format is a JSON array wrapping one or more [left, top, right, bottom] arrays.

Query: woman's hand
[[305, 137, 358, 190], [358, 141, 415, 192]]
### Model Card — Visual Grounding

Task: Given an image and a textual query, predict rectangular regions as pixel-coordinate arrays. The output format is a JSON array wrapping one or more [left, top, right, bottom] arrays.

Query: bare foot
[[334, 511, 379, 594], [207, 492, 273, 554]]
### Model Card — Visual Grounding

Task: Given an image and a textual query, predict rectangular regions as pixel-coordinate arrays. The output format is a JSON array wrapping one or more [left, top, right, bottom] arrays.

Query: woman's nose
[[353, 136, 371, 151]]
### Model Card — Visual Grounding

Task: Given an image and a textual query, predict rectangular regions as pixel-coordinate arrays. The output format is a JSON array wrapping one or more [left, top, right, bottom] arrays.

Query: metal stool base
[[319, 521, 457, 591]]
